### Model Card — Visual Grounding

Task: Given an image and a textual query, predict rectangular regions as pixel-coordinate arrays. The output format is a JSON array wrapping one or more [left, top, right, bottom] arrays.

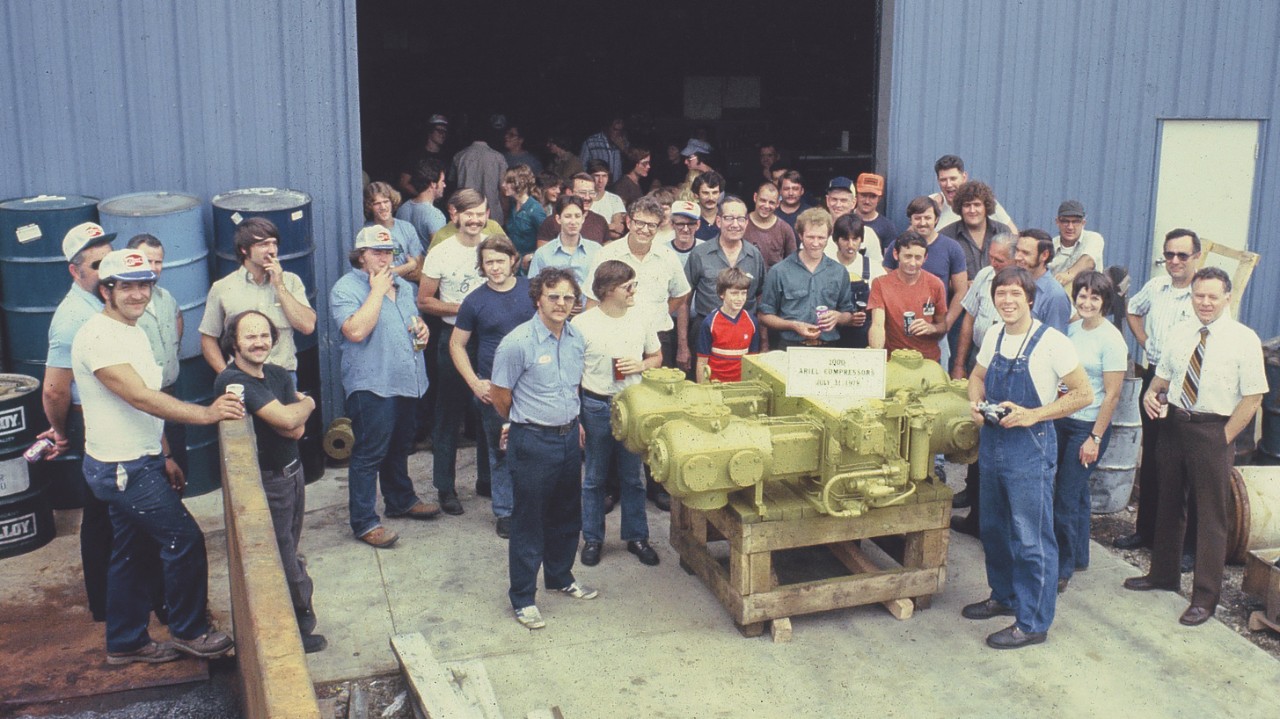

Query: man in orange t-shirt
[[868, 232, 949, 361]]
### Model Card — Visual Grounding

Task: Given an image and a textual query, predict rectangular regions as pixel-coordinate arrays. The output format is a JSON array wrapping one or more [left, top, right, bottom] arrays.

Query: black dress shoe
[[581, 542, 602, 566], [951, 489, 971, 509], [439, 491, 464, 515], [1122, 575, 1178, 592], [627, 540, 660, 566], [986, 624, 1047, 649], [951, 514, 981, 538], [1112, 532, 1150, 550], [652, 490, 671, 512], [961, 598, 1014, 620], [1179, 605, 1214, 626], [1180, 551, 1195, 573], [496, 517, 510, 539]]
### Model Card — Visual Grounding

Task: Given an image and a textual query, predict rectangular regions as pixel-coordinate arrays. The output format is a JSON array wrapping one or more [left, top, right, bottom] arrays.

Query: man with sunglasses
[[1115, 229, 1202, 559]]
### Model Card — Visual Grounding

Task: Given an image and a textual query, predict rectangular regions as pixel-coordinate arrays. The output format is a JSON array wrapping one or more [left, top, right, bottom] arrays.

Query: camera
[[976, 401, 1011, 427]]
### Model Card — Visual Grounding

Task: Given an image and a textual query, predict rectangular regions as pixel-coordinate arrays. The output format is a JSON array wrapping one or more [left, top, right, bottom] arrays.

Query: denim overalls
[[979, 323, 1060, 634]]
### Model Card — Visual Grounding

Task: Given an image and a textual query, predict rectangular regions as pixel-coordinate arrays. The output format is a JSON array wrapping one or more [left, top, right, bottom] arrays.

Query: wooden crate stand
[[670, 479, 951, 641]]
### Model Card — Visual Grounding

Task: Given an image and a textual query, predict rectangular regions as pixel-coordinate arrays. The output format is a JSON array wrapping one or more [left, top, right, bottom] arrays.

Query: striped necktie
[[1180, 326, 1210, 410]]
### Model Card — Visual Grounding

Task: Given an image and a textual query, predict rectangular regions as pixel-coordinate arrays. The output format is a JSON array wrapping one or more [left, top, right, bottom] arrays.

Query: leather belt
[[1171, 408, 1228, 423], [800, 338, 829, 347], [518, 419, 579, 435], [581, 388, 613, 403]]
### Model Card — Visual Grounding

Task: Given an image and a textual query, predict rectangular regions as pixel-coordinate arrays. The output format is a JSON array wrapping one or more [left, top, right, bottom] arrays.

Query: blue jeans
[[1054, 418, 1111, 581], [83, 455, 210, 653], [580, 393, 648, 544], [478, 400, 513, 518], [979, 422, 1059, 634], [508, 421, 582, 609], [346, 391, 422, 537]]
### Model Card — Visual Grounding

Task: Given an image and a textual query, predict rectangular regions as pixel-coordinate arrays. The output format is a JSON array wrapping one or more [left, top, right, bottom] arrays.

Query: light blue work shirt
[[527, 236, 601, 287], [491, 316, 585, 426], [1033, 271, 1073, 333], [329, 269, 429, 400], [395, 199, 447, 244], [47, 283, 104, 405], [365, 219, 426, 274]]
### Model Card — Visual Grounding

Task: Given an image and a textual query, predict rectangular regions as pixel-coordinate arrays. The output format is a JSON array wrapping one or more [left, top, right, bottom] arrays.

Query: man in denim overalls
[[961, 266, 1092, 649]]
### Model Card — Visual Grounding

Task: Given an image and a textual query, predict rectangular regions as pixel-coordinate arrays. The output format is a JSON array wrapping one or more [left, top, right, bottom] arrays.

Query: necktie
[[1180, 327, 1209, 410]]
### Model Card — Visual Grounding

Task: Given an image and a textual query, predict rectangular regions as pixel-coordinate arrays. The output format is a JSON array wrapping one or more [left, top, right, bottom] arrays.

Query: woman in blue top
[[1055, 271, 1128, 592], [501, 164, 547, 273], [363, 181, 424, 283]]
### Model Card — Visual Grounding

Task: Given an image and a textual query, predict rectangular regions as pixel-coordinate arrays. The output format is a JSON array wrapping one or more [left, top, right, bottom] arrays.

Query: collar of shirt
[[70, 282, 105, 310], [236, 265, 272, 287], [551, 238, 589, 256], [530, 314, 578, 344]]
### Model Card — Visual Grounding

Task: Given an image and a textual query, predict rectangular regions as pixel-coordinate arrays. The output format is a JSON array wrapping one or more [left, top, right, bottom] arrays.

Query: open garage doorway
[[356, 0, 883, 195]]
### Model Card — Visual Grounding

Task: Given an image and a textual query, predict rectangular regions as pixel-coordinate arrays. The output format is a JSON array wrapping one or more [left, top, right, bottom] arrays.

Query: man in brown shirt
[[743, 181, 797, 272]]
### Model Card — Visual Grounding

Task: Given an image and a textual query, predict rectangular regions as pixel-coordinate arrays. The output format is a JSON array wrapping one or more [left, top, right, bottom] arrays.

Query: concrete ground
[[12, 450, 1280, 718]]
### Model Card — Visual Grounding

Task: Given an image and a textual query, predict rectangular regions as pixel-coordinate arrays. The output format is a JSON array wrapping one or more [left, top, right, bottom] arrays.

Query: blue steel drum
[[98, 192, 209, 360], [211, 188, 317, 351], [0, 194, 99, 380], [174, 357, 222, 496]]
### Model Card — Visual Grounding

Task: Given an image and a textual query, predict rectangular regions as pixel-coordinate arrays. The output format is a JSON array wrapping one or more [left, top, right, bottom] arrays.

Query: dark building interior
[[357, 0, 881, 192]]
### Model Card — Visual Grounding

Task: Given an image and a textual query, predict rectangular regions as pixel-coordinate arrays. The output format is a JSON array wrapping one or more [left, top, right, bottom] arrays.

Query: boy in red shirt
[[696, 268, 759, 382]]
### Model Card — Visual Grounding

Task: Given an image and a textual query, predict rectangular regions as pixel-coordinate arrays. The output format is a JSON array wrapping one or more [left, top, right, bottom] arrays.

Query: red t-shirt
[[868, 270, 948, 360], [696, 309, 760, 382]]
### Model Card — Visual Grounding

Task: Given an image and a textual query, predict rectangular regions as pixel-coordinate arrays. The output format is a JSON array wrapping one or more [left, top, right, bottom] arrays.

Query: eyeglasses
[[720, 215, 748, 225], [90, 260, 103, 270], [1057, 217, 1083, 225], [544, 293, 578, 305], [1163, 251, 1196, 261], [672, 221, 698, 229], [630, 219, 660, 232], [620, 281, 639, 292]]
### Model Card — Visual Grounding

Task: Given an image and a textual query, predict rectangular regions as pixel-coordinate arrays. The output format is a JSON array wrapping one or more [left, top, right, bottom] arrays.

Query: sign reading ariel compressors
[[784, 347, 886, 399]]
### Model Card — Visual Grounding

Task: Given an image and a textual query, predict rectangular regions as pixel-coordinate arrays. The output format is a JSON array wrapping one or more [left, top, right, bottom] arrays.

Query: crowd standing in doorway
[[44, 113, 1267, 663]]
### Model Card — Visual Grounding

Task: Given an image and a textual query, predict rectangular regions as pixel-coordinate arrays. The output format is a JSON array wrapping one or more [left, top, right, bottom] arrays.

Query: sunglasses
[[90, 260, 103, 270], [544, 293, 578, 305], [1163, 251, 1196, 261]]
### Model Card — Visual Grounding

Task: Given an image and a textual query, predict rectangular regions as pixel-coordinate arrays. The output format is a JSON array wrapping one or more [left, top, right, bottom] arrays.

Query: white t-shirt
[[1048, 229, 1105, 275], [824, 226, 884, 272], [72, 313, 164, 462], [422, 235, 486, 325], [976, 320, 1080, 407], [573, 306, 661, 396], [590, 191, 627, 224], [1066, 319, 1128, 421]]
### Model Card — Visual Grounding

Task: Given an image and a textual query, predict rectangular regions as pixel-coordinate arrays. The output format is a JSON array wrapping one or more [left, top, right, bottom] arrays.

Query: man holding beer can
[[869, 232, 949, 360]]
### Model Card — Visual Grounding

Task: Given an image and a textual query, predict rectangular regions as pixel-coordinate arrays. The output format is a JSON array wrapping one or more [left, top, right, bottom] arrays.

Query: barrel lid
[[0, 374, 39, 402], [212, 188, 311, 212], [99, 192, 200, 217], [0, 195, 99, 212]]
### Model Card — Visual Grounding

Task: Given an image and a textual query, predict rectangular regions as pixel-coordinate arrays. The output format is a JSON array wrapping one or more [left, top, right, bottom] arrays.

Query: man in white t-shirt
[[962, 265, 1090, 650], [419, 189, 489, 515], [71, 249, 244, 665], [586, 159, 627, 240], [1048, 200, 1105, 286], [929, 154, 1018, 234]]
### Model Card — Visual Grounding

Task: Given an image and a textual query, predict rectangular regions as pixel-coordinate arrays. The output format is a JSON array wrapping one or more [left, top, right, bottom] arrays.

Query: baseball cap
[[62, 222, 116, 262], [97, 249, 156, 282], [671, 200, 700, 221], [354, 225, 396, 251], [826, 176, 855, 193], [1057, 200, 1086, 218], [681, 139, 712, 157], [427, 114, 449, 127], [855, 173, 885, 196]]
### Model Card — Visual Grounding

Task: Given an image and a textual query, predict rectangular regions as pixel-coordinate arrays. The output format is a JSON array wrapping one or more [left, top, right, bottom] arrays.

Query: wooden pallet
[[669, 479, 951, 642]]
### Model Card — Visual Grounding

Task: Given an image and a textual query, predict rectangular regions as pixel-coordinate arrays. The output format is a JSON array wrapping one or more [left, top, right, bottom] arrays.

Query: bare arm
[[267, 261, 317, 335], [1225, 395, 1264, 444], [1003, 365, 1092, 426], [1054, 255, 1096, 286], [449, 326, 491, 403], [868, 309, 886, 349], [39, 368, 73, 452], [491, 385, 513, 419], [342, 269, 394, 343], [201, 334, 227, 373], [416, 276, 460, 318], [393, 255, 420, 281], [1126, 313, 1148, 349], [675, 297, 691, 369], [95, 364, 244, 424], [945, 272, 968, 329], [952, 313, 975, 380], [695, 356, 709, 383], [254, 396, 316, 439]]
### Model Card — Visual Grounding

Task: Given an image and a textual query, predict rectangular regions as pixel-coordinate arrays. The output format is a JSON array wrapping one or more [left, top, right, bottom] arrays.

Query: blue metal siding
[[0, 0, 362, 422], [886, 0, 1280, 337]]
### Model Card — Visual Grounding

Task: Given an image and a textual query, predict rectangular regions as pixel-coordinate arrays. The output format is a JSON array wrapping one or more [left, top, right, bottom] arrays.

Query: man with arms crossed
[[216, 310, 325, 652]]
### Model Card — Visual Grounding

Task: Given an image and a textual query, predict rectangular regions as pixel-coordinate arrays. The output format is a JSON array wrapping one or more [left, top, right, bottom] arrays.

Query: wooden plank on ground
[[827, 541, 914, 619], [442, 660, 503, 719], [391, 633, 483, 719]]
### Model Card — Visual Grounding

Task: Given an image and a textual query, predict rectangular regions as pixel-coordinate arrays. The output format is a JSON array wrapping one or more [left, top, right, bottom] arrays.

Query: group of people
[[42, 113, 1268, 655]]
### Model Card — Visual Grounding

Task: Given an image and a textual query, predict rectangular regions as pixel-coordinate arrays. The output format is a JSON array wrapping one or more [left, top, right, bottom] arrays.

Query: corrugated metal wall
[[0, 0, 362, 423], [884, 0, 1280, 337]]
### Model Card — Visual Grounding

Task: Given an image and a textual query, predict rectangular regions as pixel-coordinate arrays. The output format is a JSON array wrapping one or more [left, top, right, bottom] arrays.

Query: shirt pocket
[[783, 285, 810, 303]]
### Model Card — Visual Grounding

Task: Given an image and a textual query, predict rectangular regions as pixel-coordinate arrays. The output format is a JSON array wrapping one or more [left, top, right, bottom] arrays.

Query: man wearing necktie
[[1123, 267, 1268, 626]]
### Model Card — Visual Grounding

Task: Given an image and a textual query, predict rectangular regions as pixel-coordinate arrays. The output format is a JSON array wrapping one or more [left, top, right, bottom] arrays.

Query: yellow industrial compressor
[[611, 350, 978, 518]]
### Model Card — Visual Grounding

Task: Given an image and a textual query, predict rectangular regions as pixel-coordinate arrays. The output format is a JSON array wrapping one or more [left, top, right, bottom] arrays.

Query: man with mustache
[[199, 217, 316, 374]]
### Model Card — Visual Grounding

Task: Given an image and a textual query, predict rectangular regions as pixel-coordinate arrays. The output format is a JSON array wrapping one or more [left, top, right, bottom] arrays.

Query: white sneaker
[[556, 582, 599, 600], [515, 605, 546, 629]]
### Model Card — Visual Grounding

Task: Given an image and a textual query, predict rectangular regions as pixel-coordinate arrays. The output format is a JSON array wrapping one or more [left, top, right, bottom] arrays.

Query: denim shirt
[[527, 236, 601, 287], [329, 269, 428, 399], [491, 316, 585, 426]]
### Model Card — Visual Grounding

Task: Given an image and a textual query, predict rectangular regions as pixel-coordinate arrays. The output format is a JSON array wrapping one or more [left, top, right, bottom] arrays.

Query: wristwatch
[[1088, 433, 1102, 444]]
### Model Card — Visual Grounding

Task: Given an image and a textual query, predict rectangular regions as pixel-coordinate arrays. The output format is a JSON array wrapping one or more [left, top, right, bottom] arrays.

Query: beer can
[[24, 438, 55, 463], [903, 311, 916, 334]]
